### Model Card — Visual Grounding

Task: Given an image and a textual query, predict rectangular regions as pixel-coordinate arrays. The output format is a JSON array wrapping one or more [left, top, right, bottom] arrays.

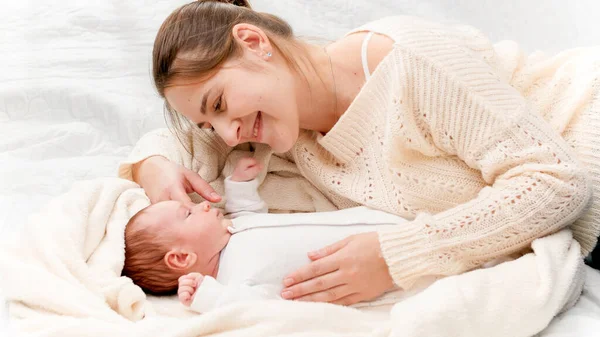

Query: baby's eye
[[186, 209, 192, 218]]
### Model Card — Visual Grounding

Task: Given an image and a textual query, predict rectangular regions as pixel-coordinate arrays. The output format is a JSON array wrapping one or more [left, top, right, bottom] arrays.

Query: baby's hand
[[231, 157, 262, 182], [178, 272, 204, 307]]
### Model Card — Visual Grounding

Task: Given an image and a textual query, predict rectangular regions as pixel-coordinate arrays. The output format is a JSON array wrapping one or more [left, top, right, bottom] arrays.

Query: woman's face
[[165, 26, 301, 153]]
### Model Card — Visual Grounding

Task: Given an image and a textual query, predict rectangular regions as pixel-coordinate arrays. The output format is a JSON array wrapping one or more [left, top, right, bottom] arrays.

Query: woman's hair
[[122, 207, 181, 295], [152, 0, 304, 152]]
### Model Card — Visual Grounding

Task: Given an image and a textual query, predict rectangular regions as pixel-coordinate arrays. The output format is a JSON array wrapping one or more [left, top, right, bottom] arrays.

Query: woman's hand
[[281, 232, 394, 306], [132, 156, 221, 204]]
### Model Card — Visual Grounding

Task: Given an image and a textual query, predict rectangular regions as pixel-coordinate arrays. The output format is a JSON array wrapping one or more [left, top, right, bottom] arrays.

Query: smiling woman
[[153, 0, 317, 153], [120, 0, 600, 311]]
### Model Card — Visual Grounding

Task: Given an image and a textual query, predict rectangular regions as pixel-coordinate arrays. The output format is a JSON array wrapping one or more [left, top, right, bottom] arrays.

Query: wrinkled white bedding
[[1, 0, 600, 336]]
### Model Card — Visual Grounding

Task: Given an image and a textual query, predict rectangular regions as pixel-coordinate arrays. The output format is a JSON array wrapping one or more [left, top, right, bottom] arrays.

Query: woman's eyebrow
[[200, 88, 212, 115]]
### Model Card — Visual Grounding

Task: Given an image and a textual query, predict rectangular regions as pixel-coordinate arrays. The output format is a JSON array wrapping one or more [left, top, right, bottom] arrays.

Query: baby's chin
[[220, 218, 233, 230]]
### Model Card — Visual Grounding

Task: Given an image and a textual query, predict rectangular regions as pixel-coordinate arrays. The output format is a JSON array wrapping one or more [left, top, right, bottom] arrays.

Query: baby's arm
[[178, 273, 277, 314], [224, 157, 268, 218]]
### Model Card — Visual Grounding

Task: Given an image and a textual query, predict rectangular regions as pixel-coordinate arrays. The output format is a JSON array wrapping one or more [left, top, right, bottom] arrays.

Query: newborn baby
[[124, 157, 420, 314]]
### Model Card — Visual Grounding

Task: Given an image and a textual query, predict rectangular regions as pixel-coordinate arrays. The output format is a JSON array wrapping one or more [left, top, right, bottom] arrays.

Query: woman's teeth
[[253, 112, 261, 137]]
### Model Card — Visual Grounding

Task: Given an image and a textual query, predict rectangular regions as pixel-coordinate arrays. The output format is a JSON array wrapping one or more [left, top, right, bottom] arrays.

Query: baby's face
[[140, 200, 230, 276]]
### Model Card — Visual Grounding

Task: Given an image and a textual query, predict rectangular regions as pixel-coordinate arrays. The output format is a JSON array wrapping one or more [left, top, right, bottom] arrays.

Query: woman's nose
[[214, 120, 241, 147]]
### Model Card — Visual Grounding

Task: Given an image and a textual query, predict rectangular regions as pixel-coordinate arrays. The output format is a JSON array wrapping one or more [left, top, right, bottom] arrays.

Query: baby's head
[[123, 200, 230, 295]]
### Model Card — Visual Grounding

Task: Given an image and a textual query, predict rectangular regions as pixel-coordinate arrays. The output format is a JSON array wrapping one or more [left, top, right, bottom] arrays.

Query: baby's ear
[[164, 249, 198, 271]]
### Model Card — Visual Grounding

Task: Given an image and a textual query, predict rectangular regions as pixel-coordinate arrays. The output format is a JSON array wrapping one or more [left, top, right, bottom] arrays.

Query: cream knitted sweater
[[120, 16, 600, 290]]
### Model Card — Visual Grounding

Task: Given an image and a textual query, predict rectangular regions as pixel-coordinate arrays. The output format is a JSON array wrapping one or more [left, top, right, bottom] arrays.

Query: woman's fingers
[[283, 252, 340, 289], [170, 186, 193, 204], [331, 293, 364, 306], [184, 169, 221, 202], [308, 237, 349, 261], [294, 285, 355, 303], [281, 270, 344, 300], [284, 233, 394, 307]]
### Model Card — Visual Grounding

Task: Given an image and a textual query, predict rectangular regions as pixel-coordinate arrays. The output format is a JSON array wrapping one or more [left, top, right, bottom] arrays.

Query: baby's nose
[[198, 201, 211, 212]]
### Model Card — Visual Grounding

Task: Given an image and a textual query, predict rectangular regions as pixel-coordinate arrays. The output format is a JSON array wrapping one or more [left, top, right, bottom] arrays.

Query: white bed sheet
[[1, 0, 599, 336]]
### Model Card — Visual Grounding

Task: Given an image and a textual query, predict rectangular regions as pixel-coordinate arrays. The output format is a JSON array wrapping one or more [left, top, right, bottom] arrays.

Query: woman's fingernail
[[281, 291, 293, 299], [210, 192, 220, 199], [284, 278, 294, 287]]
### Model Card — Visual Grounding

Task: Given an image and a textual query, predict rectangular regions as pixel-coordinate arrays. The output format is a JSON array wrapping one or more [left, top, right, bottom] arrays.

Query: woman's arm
[[283, 26, 591, 303], [373, 43, 591, 289], [120, 127, 231, 181]]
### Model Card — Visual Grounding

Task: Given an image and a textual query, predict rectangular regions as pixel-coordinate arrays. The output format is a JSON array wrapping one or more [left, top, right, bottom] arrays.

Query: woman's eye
[[197, 123, 215, 131], [213, 96, 222, 112]]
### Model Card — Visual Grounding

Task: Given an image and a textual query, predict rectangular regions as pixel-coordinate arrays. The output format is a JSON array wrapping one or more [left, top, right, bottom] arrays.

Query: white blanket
[[0, 177, 588, 337]]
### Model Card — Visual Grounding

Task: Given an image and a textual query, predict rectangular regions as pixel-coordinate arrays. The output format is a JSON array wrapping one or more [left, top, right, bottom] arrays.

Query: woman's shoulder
[[346, 16, 444, 39], [333, 15, 488, 74], [345, 16, 495, 72], [335, 31, 394, 79], [347, 16, 490, 53]]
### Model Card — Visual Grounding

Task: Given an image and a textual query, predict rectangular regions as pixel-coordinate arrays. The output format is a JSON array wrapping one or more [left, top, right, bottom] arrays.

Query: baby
[[123, 158, 424, 313], [123, 157, 266, 294]]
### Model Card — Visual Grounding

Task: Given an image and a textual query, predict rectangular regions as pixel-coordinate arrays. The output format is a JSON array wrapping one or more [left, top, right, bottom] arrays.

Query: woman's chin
[[270, 140, 294, 153], [268, 131, 298, 153]]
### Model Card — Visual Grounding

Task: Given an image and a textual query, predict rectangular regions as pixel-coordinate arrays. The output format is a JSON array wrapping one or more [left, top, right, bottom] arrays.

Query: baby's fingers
[[178, 285, 194, 295], [178, 289, 190, 300], [179, 272, 202, 281], [178, 293, 192, 306], [237, 157, 258, 168], [178, 278, 196, 289], [247, 163, 263, 175]]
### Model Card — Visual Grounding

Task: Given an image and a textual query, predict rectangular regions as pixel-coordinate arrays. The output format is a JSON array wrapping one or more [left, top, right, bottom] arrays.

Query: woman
[[120, 0, 600, 305]]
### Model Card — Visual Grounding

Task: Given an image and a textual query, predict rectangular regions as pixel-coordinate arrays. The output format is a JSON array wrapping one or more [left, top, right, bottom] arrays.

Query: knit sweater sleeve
[[376, 42, 591, 289], [117, 127, 232, 183]]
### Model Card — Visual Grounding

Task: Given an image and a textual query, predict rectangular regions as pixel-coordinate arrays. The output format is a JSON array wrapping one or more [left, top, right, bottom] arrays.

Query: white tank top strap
[[361, 31, 375, 80]]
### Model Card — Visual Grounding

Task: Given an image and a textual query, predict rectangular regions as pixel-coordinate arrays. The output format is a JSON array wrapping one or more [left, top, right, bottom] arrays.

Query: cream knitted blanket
[[0, 177, 586, 337]]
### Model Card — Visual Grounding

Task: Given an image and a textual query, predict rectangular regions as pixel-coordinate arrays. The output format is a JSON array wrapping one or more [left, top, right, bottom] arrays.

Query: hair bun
[[202, 0, 252, 9]]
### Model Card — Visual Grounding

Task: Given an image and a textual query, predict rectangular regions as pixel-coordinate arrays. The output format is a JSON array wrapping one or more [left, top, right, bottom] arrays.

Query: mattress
[[1, 0, 599, 336]]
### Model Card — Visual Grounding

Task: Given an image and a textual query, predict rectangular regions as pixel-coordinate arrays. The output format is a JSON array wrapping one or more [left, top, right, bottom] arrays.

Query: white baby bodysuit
[[190, 177, 416, 313]]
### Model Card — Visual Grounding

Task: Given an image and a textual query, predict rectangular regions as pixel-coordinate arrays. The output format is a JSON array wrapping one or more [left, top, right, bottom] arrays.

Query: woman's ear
[[232, 23, 272, 59], [164, 249, 198, 271]]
